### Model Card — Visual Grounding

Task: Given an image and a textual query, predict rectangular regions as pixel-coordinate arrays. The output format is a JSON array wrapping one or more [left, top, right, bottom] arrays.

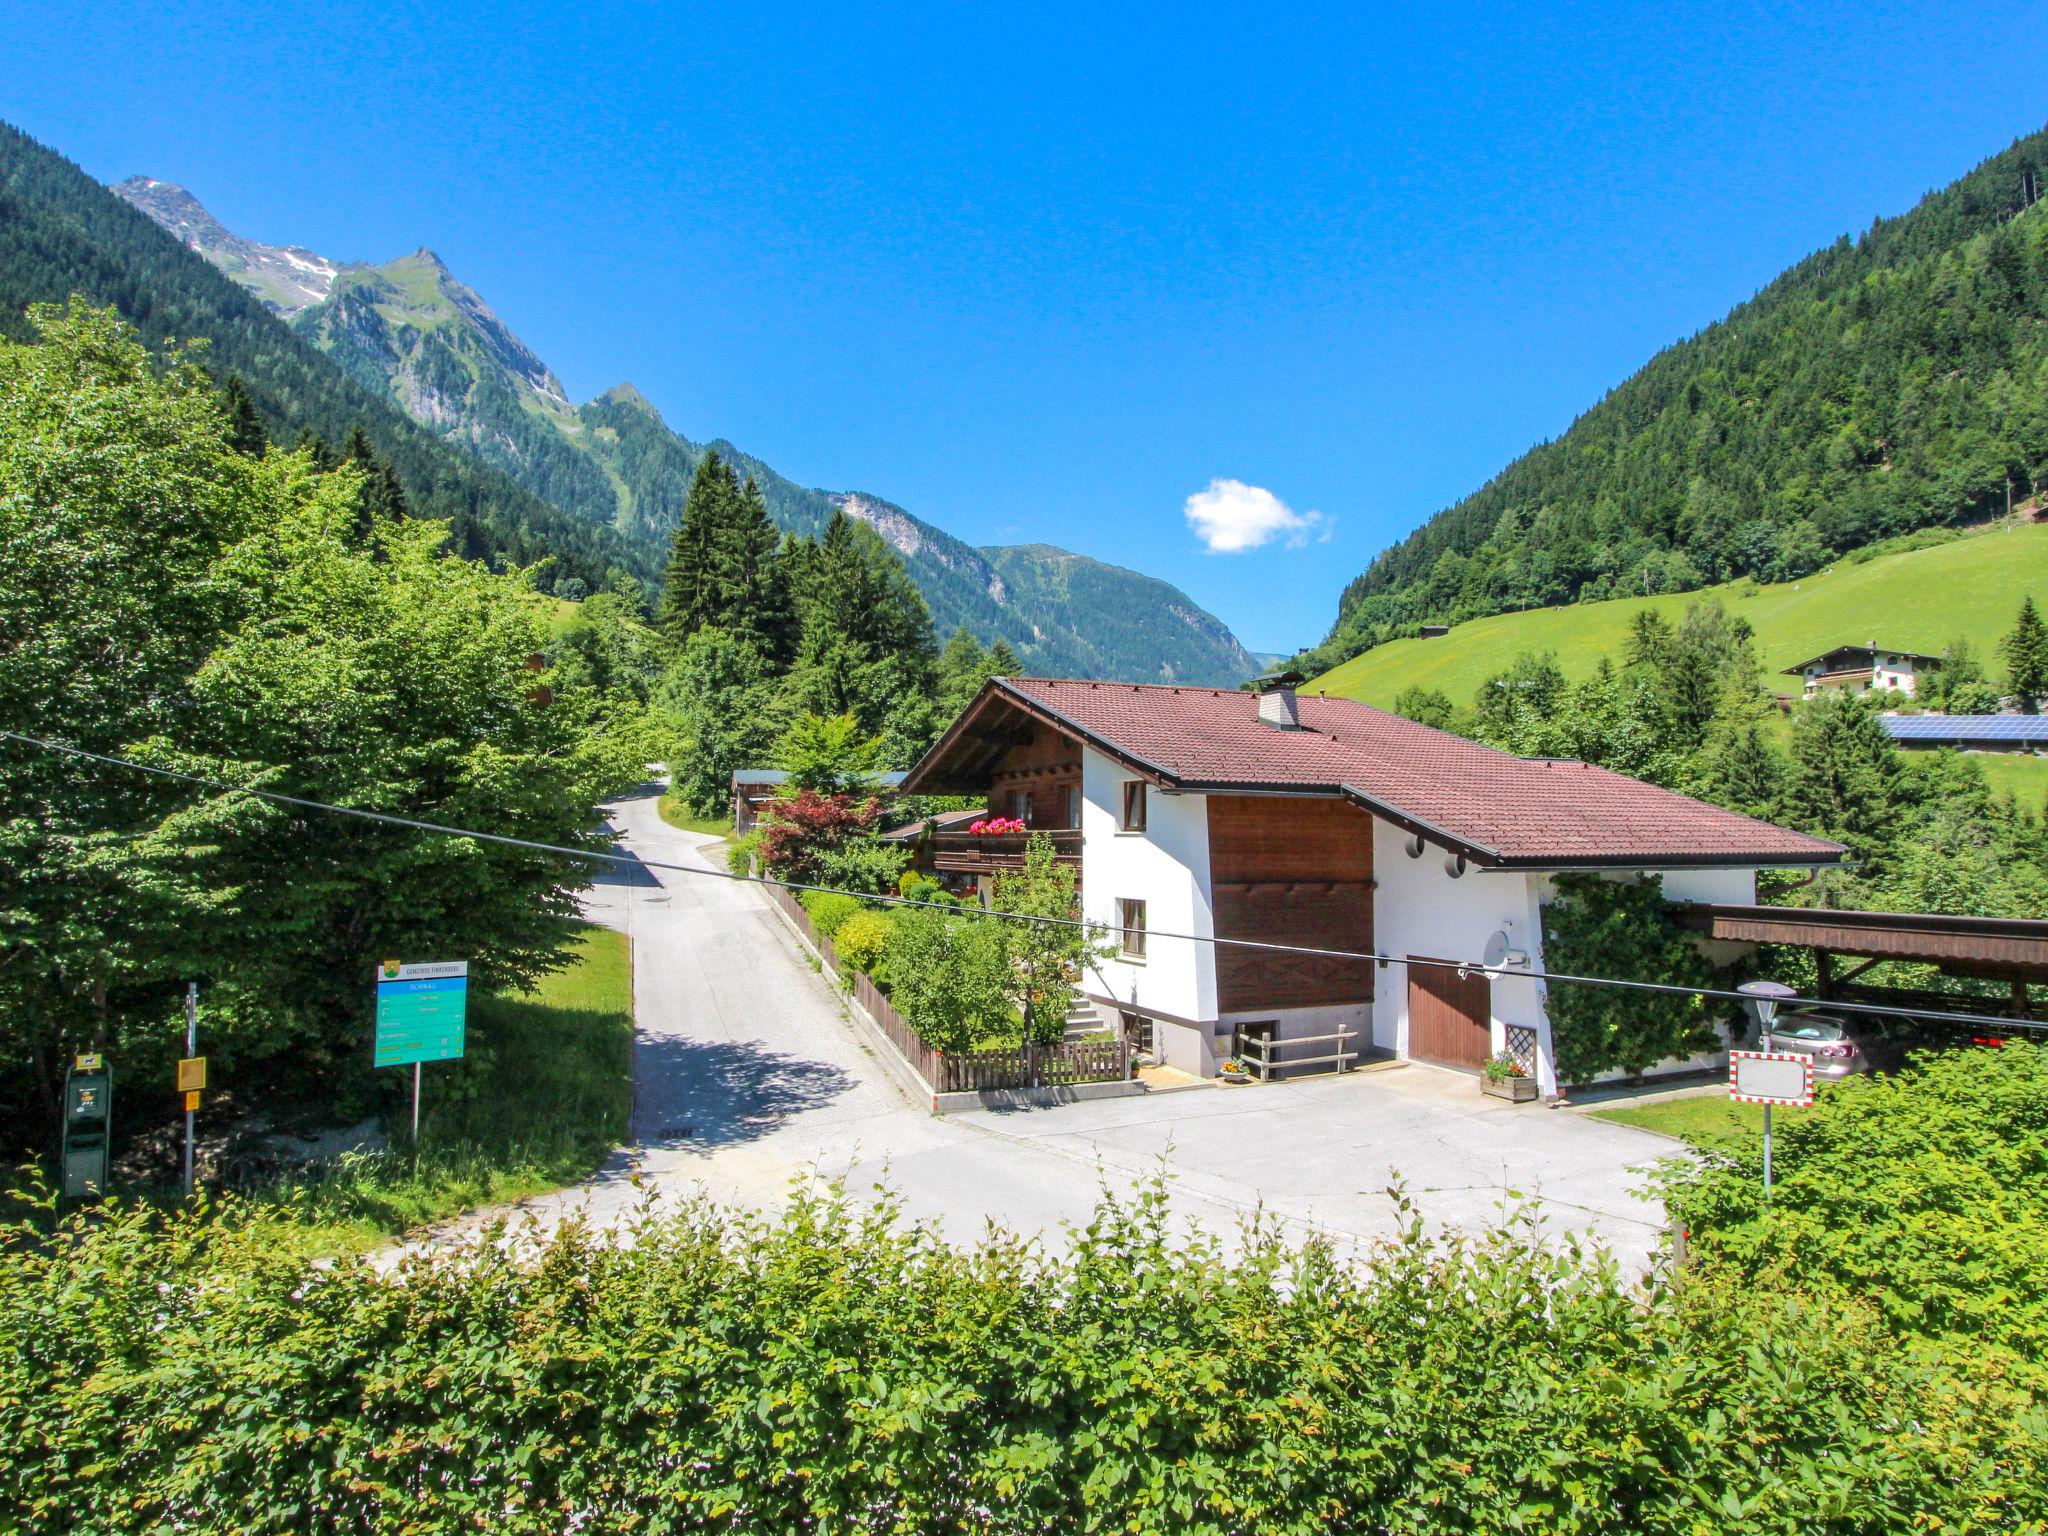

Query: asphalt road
[[430, 782, 1677, 1271]]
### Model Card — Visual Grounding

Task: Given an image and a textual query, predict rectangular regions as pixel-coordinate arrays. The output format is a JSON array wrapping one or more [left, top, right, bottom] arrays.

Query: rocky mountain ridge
[[112, 177, 345, 316], [114, 178, 1257, 684]]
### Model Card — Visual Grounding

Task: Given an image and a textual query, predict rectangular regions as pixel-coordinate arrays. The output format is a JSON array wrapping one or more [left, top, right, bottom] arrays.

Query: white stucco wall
[[1655, 866, 1757, 906], [1079, 748, 1215, 1035], [1369, 819, 1554, 1091]]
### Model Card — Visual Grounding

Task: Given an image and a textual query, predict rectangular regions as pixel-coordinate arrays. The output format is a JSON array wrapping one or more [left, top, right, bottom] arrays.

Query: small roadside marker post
[[181, 982, 198, 1199], [1734, 980, 1806, 1200]]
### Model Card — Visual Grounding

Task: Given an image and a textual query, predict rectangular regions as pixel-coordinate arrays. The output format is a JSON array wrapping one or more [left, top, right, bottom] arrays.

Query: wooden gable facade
[[985, 718, 1084, 830], [1206, 795, 1374, 1013]]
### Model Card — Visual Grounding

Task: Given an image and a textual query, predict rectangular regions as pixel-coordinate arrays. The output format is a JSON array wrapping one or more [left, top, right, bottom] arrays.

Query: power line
[[5, 727, 2042, 1036]]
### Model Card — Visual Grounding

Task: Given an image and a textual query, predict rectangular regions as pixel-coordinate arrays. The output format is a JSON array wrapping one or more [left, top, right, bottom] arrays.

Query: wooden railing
[[766, 882, 1129, 1096], [931, 827, 1082, 874], [1240, 1026, 1361, 1083]]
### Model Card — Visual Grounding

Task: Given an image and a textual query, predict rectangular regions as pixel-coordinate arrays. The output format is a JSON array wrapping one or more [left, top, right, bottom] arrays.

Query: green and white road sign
[[374, 960, 468, 1067]]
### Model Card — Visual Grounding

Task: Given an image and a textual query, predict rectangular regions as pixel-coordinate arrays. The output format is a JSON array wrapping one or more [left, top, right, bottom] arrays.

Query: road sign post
[[373, 960, 468, 1152]]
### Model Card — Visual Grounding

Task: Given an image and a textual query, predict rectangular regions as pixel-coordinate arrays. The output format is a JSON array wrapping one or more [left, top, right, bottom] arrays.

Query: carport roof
[[904, 678, 1847, 871]]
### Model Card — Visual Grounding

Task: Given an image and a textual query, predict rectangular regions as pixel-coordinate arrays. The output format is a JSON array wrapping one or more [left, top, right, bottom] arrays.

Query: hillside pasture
[[1311, 520, 2048, 711]]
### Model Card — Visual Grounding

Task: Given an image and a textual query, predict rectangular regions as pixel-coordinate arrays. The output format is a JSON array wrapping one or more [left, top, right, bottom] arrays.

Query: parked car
[[1758, 1007, 1869, 1080]]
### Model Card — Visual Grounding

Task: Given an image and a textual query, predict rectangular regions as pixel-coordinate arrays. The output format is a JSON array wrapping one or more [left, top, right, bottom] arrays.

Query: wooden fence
[[768, 883, 1131, 1096]]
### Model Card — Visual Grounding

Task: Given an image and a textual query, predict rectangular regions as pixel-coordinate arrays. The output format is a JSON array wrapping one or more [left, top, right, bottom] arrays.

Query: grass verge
[[14, 924, 641, 1259], [270, 922, 634, 1252], [1590, 1088, 1813, 1147], [659, 791, 734, 838]]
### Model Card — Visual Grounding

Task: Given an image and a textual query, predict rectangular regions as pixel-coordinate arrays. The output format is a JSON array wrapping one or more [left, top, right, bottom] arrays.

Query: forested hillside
[[1304, 125, 2048, 673], [0, 123, 638, 590], [115, 174, 1259, 685]]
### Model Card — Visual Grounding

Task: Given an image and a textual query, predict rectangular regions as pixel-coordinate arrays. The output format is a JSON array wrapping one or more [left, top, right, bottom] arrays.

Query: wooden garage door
[[1407, 958, 1491, 1071]]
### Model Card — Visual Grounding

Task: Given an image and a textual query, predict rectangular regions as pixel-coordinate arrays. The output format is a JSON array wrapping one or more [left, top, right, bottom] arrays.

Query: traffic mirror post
[[1735, 980, 1804, 1205]]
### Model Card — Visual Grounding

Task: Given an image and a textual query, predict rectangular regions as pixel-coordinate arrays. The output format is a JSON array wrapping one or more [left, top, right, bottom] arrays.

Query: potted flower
[[1481, 1051, 1537, 1102], [1218, 1057, 1253, 1085]]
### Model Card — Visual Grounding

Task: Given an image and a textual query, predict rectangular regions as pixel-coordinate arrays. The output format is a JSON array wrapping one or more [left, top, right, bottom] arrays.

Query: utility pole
[[182, 982, 198, 1199]]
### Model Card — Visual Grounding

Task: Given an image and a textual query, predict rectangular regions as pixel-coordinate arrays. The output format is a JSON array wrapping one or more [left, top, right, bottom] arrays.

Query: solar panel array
[[1880, 715, 2048, 743]]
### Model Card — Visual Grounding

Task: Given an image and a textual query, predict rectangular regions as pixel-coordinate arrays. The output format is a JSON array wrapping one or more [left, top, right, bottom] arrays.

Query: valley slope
[[116, 178, 1257, 685], [1306, 124, 2048, 676], [1310, 520, 2048, 711]]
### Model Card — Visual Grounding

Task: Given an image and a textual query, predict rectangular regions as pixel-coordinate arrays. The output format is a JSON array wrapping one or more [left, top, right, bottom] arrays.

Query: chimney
[[1252, 670, 1305, 730]]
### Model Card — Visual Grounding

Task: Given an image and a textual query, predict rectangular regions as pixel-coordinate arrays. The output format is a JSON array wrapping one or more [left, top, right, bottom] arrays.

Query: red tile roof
[[909, 678, 1844, 869]]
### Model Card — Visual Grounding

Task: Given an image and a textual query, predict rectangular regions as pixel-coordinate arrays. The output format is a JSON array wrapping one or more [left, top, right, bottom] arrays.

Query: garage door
[[1407, 958, 1492, 1071]]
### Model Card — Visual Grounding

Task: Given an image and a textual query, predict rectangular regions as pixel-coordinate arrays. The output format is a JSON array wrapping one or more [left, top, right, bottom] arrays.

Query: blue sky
[[5, 2, 2043, 652]]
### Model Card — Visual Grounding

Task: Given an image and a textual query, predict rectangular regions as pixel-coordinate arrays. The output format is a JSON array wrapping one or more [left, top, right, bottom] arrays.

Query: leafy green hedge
[[800, 890, 864, 939], [1661, 1041, 2048, 1370], [4, 1181, 2041, 1534]]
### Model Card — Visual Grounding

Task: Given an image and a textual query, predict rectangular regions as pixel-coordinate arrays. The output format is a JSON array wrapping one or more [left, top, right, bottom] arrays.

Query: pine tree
[[724, 476, 797, 666], [341, 423, 410, 540], [1697, 717, 1788, 822], [1623, 610, 1674, 672], [936, 627, 991, 718], [291, 425, 337, 471], [656, 450, 741, 647], [1787, 690, 1903, 865], [987, 638, 1021, 676], [2001, 596, 2048, 712], [789, 512, 939, 757], [219, 372, 267, 457]]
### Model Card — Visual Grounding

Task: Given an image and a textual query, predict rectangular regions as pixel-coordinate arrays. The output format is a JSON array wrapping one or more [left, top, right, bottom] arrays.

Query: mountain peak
[[112, 175, 346, 317], [596, 382, 664, 423]]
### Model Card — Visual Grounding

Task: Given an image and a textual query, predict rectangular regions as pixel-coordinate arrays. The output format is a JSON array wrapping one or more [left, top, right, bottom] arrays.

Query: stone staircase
[[1060, 997, 1114, 1044]]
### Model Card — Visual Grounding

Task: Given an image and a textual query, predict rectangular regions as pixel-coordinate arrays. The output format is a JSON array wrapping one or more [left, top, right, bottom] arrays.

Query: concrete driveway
[[446, 783, 1678, 1271]]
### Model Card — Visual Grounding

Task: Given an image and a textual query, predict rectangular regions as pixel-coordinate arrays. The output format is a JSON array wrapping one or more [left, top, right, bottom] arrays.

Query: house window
[[1117, 899, 1147, 960], [1009, 789, 1031, 825], [1120, 781, 1147, 832], [1063, 785, 1082, 829]]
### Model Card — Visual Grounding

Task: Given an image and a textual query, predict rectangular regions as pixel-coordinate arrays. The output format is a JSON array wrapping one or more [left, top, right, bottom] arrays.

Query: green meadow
[[1310, 520, 2048, 711]]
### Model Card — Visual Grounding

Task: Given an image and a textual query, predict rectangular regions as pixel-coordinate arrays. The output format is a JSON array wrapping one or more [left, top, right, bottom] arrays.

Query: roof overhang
[[901, 679, 1176, 795], [1676, 902, 2048, 977], [1783, 645, 1942, 675]]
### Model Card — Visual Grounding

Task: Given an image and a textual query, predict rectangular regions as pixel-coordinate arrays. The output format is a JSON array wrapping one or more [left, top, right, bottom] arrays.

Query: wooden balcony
[[932, 827, 1083, 876]]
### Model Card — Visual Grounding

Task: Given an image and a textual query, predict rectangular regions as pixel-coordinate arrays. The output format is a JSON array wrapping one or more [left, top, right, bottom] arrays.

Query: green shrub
[[725, 826, 765, 877], [881, 906, 1016, 1051], [832, 910, 894, 975], [2, 1182, 2040, 1534], [801, 890, 863, 939], [1661, 1041, 2048, 1371], [1540, 874, 1725, 1082]]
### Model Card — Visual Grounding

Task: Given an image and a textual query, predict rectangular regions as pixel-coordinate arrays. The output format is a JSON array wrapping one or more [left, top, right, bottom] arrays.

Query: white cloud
[[1183, 478, 1328, 553]]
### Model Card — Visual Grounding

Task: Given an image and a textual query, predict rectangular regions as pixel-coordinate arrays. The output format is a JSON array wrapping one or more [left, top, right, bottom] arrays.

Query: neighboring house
[[902, 673, 1844, 1098], [1881, 715, 2048, 753], [1784, 643, 1941, 697], [731, 768, 909, 830]]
